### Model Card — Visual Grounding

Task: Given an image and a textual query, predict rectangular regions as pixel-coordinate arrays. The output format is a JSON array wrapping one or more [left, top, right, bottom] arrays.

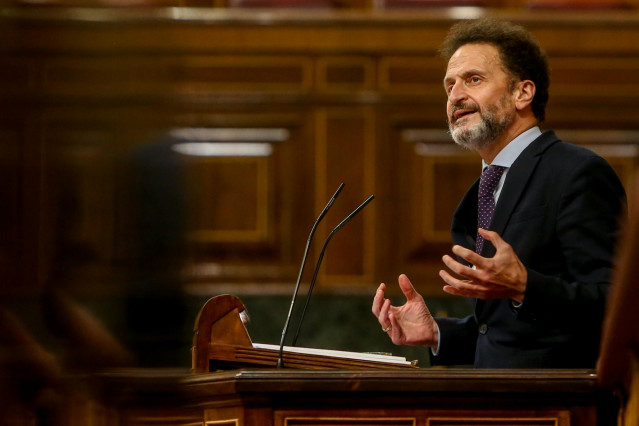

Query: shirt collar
[[482, 126, 542, 169]]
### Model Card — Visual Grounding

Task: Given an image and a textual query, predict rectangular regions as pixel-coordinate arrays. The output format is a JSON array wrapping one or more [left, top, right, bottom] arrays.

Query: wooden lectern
[[191, 294, 417, 373], [64, 294, 612, 426]]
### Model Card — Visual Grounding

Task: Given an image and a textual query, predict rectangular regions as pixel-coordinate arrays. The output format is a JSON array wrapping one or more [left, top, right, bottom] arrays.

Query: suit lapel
[[484, 131, 560, 257]]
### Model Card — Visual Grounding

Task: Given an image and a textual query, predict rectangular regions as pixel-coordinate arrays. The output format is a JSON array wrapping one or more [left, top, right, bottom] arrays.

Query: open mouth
[[453, 109, 477, 123]]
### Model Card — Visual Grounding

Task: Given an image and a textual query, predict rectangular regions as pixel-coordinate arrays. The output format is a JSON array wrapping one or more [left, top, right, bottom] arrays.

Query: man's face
[[444, 43, 517, 150]]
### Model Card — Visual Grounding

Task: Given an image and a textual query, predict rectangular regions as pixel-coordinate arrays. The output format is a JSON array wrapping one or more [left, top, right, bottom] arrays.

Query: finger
[[387, 312, 400, 342], [378, 297, 392, 327], [443, 282, 510, 300], [441, 278, 477, 298], [441, 254, 480, 280], [397, 274, 419, 301], [440, 270, 493, 298], [442, 285, 464, 296], [478, 228, 506, 250], [439, 269, 467, 289], [450, 245, 487, 269], [442, 284, 481, 298], [372, 283, 386, 317], [439, 269, 485, 292]]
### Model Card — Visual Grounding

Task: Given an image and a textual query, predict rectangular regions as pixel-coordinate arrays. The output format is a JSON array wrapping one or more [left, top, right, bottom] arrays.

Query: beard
[[448, 97, 514, 151]]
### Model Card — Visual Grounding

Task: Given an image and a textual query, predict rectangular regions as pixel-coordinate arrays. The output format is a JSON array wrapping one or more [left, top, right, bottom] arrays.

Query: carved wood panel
[[183, 153, 273, 244], [314, 107, 376, 285]]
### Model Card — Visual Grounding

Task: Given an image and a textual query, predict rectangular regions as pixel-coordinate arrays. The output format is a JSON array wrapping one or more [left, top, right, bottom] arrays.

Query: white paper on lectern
[[253, 343, 413, 365]]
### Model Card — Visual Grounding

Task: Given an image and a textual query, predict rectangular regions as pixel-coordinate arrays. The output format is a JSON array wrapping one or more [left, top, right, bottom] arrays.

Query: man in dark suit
[[372, 18, 626, 368]]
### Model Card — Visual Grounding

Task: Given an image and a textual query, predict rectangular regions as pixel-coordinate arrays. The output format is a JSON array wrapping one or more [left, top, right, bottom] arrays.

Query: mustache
[[449, 102, 480, 121]]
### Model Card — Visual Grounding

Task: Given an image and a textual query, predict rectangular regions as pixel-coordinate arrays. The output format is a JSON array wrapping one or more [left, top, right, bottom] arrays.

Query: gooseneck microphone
[[276, 183, 345, 368], [291, 194, 374, 347]]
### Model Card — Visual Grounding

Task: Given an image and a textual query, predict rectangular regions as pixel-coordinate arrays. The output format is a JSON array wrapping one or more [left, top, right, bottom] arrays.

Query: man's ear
[[514, 80, 536, 111]]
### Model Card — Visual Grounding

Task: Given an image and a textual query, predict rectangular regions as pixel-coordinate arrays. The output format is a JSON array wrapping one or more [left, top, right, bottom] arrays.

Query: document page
[[253, 343, 414, 366]]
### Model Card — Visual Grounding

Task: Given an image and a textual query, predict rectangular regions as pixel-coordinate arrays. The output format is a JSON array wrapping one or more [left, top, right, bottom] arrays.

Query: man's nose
[[448, 82, 467, 104]]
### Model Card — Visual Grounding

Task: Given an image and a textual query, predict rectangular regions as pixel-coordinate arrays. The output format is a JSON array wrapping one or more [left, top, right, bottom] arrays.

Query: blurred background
[[1, 0, 639, 423]]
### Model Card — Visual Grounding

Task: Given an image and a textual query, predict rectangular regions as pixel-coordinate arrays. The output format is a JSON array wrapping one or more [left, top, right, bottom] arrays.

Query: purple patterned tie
[[476, 165, 506, 253]]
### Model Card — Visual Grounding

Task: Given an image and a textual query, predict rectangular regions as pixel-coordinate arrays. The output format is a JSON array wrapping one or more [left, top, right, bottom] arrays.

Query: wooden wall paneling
[[378, 56, 446, 96], [21, 113, 49, 292], [42, 56, 172, 99], [489, 0, 529, 5], [181, 153, 273, 244], [314, 107, 376, 286], [0, 57, 35, 97], [543, 56, 639, 130], [38, 106, 178, 283], [396, 128, 478, 290], [529, 20, 639, 56], [550, 57, 639, 99], [5, 6, 639, 298], [527, 0, 635, 8], [226, 0, 340, 8], [0, 119, 23, 298], [414, 146, 479, 243], [29, 53, 314, 100], [373, 95, 468, 293], [177, 0, 219, 6], [7, 9, 639, 57], [384, 0, 487, 6], [172, 56, 313, 94], [368, 104, 398, 285], [544, 98, 639, 131], [0, 56, 30, 294], [316, 56, 376, 93], [582, 144, 638, 202], [377, 56, 454, 289], [172, 118, 312, 286], [41, 113, 123, 269]]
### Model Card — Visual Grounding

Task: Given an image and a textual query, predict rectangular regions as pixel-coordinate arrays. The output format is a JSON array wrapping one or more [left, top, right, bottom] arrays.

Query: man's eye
[[469, 77, 481, 84]]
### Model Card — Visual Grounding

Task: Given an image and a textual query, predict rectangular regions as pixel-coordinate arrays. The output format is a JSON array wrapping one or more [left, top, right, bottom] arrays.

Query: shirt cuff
[[430, 322, 441, 356]]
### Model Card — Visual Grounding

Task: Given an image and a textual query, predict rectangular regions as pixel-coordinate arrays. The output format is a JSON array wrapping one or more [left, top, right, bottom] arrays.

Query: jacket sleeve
[[430, 315, 478, 366]]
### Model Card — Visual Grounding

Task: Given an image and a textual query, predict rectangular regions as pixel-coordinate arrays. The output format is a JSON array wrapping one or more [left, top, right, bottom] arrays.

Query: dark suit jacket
[[433, 131, 626, 368]]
